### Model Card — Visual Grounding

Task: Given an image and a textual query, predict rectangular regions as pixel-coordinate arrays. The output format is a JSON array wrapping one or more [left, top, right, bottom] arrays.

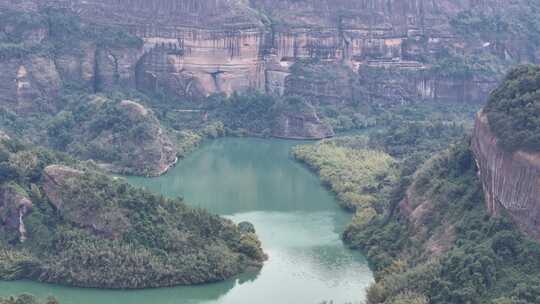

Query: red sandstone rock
[[472, 111, 540, 240]]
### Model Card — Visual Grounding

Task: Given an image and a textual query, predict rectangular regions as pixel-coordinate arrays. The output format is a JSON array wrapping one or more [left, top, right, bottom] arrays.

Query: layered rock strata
[[2, 0, 534, 104]]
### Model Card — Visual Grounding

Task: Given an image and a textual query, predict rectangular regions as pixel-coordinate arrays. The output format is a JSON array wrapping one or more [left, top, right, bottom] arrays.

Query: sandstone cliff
[[399, 185, 457, 257], [1, 0, 535, 104], [0, 56, 61, 114], [472, 111, 540, 240], [1, 0, 539, 147]]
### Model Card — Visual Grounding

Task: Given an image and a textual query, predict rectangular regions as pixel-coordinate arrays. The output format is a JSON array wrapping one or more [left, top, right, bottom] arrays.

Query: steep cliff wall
[[0, 56, 61, 113], [45, 0, 268, 98], [2, 0, 534, 103], [472, 111, 540, 240], [253, 0, 532, 103]]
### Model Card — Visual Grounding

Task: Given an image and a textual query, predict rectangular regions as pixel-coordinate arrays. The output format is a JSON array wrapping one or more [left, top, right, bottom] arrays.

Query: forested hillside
[[484, 65, 540, 152], [293, 67, 540, 304], [1, 1, 539, 303], [0, 136, 265, 289]]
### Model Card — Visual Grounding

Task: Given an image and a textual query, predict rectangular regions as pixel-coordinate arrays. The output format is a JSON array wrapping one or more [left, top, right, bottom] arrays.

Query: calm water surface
[[0, 138, 373, 304]]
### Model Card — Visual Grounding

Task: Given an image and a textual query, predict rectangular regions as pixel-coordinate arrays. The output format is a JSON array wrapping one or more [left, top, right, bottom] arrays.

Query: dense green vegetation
[[485, 65, 540, 152], [46, 93, 173, 175], [0, 137, 265, 289], [345, 142, 540, 304], [291, 89, 540, 303], [451, 2, 540, 47], [143, 88, 323, 137], [292, 101, 472, 213], [293, 141, 397, 212], [442, 1, 540, 78], [0, 7, 141, 60], [428, 51, 505, 78], [0, 294, 58, 304], [203, 91, 278, 136]]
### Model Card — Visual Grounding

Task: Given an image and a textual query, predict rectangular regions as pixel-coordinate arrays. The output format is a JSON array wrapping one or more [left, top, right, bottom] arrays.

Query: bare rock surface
[[0, 184, 32, 242], [42, 164, 130, 239], [272, 99, 334, 139], [472, 111, 540, 240]]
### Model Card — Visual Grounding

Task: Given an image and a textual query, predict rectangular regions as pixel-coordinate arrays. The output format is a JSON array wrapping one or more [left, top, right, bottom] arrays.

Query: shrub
[[485, 65, 540, 152]]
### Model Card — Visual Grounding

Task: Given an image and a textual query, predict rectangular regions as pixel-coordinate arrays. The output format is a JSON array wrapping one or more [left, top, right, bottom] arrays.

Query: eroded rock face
[[472, 111, 540, 240], [399, 186, 456, 257], [60, 0, 266, 98], [0, 185, 33, 243], [0, 56, 61, 114], [1, 0, 532, 103], [96, 47, 143, 91], [114, 99, 178, 176], [42, 165, 130, 239], [55, 42, 97, 89], [272, 100, 334, 139]]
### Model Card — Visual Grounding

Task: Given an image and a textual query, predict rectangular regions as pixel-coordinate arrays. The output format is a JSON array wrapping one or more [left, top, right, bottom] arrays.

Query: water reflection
[[0, 138, 373, 304]]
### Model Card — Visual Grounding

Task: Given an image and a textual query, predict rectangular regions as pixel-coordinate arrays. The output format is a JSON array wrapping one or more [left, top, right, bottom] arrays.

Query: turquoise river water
[[0, 137, 373, 304]]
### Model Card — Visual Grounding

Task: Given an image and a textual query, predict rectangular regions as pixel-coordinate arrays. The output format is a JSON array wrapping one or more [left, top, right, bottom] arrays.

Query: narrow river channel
[[0, 137, 373, 304]]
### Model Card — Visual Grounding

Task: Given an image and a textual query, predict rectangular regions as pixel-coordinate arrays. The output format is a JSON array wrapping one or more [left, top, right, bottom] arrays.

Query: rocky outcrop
[[41, 165, 84, 209], [0, 56, 61, 114], [472, 111, 540, 240], [67, 98, 177, 176], [272, 99, 334, 139], [0, 184, 32, 243], [113, 99, 178, 176], [1, 0, 534, 104], [0, 159, 265, 289], [0, 138, 266, 288], [399, 183, 456, 257], [42, 165, 130, 239]]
